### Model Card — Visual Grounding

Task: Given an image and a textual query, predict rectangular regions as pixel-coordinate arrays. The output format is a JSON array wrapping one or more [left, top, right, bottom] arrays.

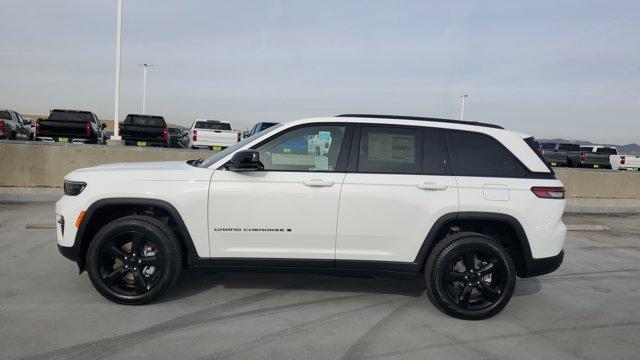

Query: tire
[[86, 215, 182, 305], [425, 232, 516, 320], [10, 132, 16, 140], [29, 134, 34, 141]]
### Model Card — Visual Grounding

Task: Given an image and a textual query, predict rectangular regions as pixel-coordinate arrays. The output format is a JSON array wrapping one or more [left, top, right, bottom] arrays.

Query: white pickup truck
[[186, 119, 241, 151], [610, 154, 640, 171]]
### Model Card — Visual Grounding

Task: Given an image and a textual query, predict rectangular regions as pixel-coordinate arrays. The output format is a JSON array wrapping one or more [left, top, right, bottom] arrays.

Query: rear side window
[[446, 131, 527, 178], [195, 121, 232, 130], [358, 126, 421, 174], [0, 111, 11, 120]]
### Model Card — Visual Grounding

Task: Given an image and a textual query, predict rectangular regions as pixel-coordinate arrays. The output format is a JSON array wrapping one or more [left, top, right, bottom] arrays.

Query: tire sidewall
[[86, 217, 181, 304]]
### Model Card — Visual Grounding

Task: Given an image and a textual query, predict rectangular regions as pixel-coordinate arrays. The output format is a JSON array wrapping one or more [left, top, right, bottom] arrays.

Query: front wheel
[[425, 232, 516, 320], [86, 215, 182, 305]]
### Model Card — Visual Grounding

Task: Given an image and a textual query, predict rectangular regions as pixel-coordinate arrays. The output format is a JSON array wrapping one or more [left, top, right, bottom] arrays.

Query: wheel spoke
[[478, 282, 501, 300], [139, 256, 162, 267], [445, 270, 466, 283], [133, 269, 148, 292], [104, 245, 128, 260], [458, 283, 473, 306], [103, 267, 127, 286], [131, 233, 145, 254], [462, 251, 476, 272]]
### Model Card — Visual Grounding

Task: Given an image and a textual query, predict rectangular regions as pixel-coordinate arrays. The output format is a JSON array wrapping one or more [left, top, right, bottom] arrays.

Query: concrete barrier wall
[[0, 141, 211, 187], [1, 141, 639, 212]]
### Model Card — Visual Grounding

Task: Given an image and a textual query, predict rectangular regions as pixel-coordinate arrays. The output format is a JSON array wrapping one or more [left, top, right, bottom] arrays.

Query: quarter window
[[446, 131, 526, 177], [358, 126, 421, 174], [254, 125, 347, 172]]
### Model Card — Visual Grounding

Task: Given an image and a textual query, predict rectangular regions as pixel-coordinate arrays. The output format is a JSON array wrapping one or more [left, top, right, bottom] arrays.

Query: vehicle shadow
[[162, 269, 542, 302], [160, 269, 427, 302]]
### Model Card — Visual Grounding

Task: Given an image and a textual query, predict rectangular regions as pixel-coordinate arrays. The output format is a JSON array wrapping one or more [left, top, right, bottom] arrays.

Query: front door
[[209, 123, 352, 261]]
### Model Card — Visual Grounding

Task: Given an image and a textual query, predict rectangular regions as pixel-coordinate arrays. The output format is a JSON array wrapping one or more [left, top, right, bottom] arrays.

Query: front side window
[[447, 131, 527, 178], [358, 126, 421, 174], [254, 125, 347, 172]]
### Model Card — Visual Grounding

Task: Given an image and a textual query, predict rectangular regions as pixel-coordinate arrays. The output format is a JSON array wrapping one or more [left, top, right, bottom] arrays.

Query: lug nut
[[124, 256, 128, 260], [138, 260, 142, 264]]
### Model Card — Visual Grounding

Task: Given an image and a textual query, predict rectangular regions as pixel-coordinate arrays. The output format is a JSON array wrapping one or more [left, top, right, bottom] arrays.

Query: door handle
[[303, 179, 334, 187], [417, 182, 448, 191]]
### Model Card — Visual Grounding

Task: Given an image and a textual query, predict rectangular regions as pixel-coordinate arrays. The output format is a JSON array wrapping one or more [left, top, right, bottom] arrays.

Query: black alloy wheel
[[86, 215, 182, 305], [425, 232, 516, 320]]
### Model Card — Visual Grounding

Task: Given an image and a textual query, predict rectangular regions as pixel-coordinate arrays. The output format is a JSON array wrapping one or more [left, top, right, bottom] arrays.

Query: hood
[[73, 161, 191, 173], [66, 160, 213, 183]]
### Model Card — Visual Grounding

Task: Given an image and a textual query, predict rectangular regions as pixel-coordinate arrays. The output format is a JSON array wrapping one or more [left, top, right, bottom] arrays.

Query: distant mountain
[[539, 139, 640, 155]]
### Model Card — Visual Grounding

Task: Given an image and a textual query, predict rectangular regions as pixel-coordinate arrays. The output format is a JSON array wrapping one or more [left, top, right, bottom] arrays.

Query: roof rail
[[335, 114, 504, 129]]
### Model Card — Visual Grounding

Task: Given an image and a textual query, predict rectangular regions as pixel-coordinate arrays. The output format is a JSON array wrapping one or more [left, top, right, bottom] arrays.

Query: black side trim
[[190, 258, 419, 279], [526, 250, 564, 277], [336, 114, 504, 129], [73, 198, 199, 271]]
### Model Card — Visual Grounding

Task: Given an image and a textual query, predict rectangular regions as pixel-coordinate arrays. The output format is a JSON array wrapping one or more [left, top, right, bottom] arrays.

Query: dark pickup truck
[[579, 146, 617, 169], [539, 142, 581, 167], [120, 114, 169, 147], [37, 109, 107, 144]]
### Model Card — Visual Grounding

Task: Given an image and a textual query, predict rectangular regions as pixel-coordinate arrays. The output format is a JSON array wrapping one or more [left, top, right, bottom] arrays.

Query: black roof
[[125, 114, 165, 118], [335, 114, 503, 129], [50, 109, 94, 114]]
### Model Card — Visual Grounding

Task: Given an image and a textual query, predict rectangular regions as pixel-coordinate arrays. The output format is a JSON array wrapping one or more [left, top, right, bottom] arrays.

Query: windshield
[[198, 123, 284, 168], [123, 115, 166, 127], [49, 111, 93, 122], [194, 121, 232, 130]]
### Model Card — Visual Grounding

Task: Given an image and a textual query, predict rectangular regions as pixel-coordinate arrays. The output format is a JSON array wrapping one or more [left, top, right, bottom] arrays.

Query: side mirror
[[226, 150, 263, 171], [101, 123, 108, 129]]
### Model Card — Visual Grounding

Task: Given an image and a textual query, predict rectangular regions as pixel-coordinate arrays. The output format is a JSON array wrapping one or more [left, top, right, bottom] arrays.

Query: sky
[[1, 0, 639, 144]]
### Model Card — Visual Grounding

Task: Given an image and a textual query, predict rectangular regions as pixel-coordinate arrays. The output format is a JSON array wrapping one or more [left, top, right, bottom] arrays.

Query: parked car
[[245, 121, 279, 138], [37, 109, 107, 144], [167, 127, 184, 148], [186, 119, 241, 151], [307, 131, 333, 155], [611, 154, 640, 171], [120, 114, 169, 147], [56, 114, 566, 320], [539, 142, 581, 167], [23, 118, 37, 140], [578, 146, 616, 169], [0, 109, 31, 140]]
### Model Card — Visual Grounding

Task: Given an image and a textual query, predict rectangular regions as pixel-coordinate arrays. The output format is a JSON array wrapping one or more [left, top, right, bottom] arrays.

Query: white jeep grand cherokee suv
[[56, 114, 566, 319]]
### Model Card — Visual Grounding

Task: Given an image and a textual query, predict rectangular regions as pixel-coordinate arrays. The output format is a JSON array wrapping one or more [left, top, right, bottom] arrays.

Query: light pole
[[459, 94, 468, 120], [109, 0, 123, 143], [138, 64, 153, 114]]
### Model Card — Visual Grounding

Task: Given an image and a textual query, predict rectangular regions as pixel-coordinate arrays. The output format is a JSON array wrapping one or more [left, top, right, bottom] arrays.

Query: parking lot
[[0, 202, 637, 360]]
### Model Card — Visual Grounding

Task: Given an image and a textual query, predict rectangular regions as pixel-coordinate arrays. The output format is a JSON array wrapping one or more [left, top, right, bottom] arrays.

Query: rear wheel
[[425, 232, 516, 320], [86, 215, 182, 305]]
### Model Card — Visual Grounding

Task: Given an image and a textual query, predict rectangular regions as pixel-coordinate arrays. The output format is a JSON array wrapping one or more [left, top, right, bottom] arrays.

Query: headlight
[[64, 181, 86, 196]]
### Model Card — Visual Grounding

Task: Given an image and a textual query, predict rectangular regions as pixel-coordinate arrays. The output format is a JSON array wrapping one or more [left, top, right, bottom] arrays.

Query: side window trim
[[248, 122, 354, 173], [422, 127, 452, 176]]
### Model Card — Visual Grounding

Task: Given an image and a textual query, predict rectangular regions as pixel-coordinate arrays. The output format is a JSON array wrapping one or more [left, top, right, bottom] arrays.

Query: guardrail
[[1, 141, 639, 212]]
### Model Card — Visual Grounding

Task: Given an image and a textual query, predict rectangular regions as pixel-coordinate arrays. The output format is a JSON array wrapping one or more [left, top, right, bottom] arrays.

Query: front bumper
[[58, 244, 79, 262]]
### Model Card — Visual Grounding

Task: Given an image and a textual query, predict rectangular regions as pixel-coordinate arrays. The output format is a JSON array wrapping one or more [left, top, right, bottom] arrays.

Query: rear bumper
[[37, 136, 91, 144], [123, 139, 167, 147], [522, 250, 564, 277]]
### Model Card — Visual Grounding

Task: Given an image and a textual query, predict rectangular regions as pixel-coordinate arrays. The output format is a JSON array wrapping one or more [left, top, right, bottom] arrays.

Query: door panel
[[336, 173, 458, 262], [209, 171, 345, 259]]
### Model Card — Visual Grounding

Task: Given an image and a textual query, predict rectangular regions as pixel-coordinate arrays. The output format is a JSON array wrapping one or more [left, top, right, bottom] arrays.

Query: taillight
[[579, 151, 586, 162], [84, 123, 91, 138], [620, 156, 626, 165], [163, 128, 169, 141], [531, 187, 565, 199], [35, 119, 40, 135], [193, 130, 198, 142], [118, 124, 123, 134], [237, 132, 241, 142], [0, 120, 5, 132]]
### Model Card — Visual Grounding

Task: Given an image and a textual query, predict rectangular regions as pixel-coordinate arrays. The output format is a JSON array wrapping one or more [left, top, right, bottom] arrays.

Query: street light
[[459, 94, 468, 120], [110, 0, 123, 143], [138, 64, 154, 114]]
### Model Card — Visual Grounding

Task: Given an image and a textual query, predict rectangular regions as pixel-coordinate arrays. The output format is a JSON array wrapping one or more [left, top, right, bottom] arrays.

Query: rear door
[[336, 125, 458, 264]]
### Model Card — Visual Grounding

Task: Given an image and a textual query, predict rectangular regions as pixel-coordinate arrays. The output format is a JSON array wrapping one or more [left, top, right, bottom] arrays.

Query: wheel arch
[[415, 212, 534, 278], [74, 198, 198, 272]]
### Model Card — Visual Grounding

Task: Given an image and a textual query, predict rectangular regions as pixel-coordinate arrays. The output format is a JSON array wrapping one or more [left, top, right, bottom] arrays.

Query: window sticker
[[368, 133, 415, 163]]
